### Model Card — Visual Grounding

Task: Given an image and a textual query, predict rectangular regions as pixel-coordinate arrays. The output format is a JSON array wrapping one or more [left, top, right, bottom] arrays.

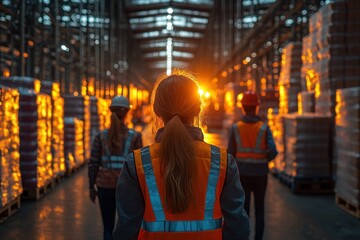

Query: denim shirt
[[228, 115, 278, 176], [113, 127, 250, 240]]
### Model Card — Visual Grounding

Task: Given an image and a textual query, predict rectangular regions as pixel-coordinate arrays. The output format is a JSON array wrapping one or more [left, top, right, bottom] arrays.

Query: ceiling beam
[[125, 2, 213, 13], [131, 25, 206, 34]]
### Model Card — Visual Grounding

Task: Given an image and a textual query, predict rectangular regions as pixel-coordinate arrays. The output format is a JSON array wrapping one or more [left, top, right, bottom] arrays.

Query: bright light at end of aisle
[[198, 89, 204, 97]]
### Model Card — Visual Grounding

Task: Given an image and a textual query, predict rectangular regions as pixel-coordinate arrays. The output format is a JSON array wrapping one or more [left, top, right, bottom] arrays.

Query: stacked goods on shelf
[[278, 42, 303, 115], [298, 91, 315, 114], [90, 97, 100, 143], [0, 86, 22, 209], [89, 97, 110, 143], [335, 87, 360, 218], [64, 118, 84, 172], [301, 35, 315, 93], [18, 88, 53, 196], [302, 1, 360, 117], [64, 95, 90, 162], [267, 108, 285, 174], [258, 90, 279, 122], [0, 76, 41, 93], [283, 113, 331, 179], [98, 98, 110, 130], [41, 81, 65, 178]]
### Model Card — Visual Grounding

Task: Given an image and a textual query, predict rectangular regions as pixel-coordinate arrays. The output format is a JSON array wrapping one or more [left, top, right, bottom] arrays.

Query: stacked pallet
[[283, 113, 332, 179], [89, 97, 110, 143], [0, 76, 41, 93], [335, 87, 360, 218], [278, 42, 302, 114], [64, 95, 90, 162], [0, 86, 22, 220], [41, 81, 65, 178], [64, 117, 85, 173], [302, 1, 360, 117], [18, 89, 54, 199], [267, 108, 285, 174], [258, 91, 279, 122], [90, 97, 100, 143]]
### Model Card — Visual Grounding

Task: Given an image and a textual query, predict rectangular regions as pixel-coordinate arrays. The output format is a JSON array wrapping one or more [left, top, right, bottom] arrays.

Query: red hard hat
[[241, 91, 259, 106]]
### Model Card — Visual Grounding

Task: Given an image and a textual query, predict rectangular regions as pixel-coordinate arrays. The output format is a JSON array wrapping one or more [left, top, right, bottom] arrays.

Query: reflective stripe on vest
[[139, 145, 223, 232], [205, 145, 221, 218], [233, 122, 267, 162], [142, 218, 222, 232], [140, 146, 166, 220], [101, 129, 135, 169]]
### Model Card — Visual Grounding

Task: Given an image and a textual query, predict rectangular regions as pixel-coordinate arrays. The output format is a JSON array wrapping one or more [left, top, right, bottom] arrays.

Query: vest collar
[[241, 114, 261, 123], [155, 126, 204, 142]]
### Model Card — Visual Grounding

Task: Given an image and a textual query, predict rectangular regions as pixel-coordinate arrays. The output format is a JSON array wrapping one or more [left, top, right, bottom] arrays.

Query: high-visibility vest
[[134, 142, 227, 240], [100, 129, 135, 169], [233, 121, 268, 164]]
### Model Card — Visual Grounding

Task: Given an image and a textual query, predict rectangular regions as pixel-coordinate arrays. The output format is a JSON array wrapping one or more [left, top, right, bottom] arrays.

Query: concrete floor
[[0, 129, 359, 240]]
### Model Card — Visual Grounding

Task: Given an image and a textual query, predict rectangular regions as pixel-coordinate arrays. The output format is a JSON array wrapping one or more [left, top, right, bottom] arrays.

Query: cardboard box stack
[[18, 88, 53, 190], [267, 108, 285, 173], [278, 42, 303, 114], [302, 1, 360, 117], [64, 117, 85, 171], [41, 81, 65, 177], [258, 91, 279, 122], [0, 86, 22, 207], [89, 97, 109, 143], [283, 113, 332, 178], [335, 87, 360, 210], [0, 76, 41, 93], [64, 95, 90, 162]]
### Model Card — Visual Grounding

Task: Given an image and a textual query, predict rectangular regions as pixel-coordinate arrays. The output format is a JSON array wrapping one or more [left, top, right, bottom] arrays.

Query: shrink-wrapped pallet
[[301, 1, 360, 117], [18, 88, 53, 190], [279, 42, 303, 114], [283, 113, 332, 178], [64, 95, 90, 162], [64, 117, 85, 171], [335, 87, 360, 209], [0, 86, 22, 207], [41, 81, 65, 177], [267, 108, 285, 173], [0, 76, 41, 93], [89, 97, 110, 143]]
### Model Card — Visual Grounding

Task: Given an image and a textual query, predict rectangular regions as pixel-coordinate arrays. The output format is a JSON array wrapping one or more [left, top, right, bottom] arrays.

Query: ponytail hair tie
[[172, 113, 181, 118]]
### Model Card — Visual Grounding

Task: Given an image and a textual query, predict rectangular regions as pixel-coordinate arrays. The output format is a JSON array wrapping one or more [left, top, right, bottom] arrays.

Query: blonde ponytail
[[153, 72, 201, 213]]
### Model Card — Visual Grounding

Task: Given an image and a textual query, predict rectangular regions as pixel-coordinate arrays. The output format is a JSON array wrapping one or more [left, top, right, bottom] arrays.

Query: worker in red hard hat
[[227, 90, 277, 240], [88, 95, 143, 240]]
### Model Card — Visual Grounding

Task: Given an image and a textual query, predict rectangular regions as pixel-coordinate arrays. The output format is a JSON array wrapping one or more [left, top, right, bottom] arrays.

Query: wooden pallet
[[0, 196, 21, 223], [279, 172, 334, 194], [336, 194, 360, 219], [22, 179, 55, 200]]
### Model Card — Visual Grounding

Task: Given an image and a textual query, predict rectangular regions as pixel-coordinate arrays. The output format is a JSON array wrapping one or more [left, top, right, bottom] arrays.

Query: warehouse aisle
[[0, 167, 103, 240], [0, 130, 360, 240]]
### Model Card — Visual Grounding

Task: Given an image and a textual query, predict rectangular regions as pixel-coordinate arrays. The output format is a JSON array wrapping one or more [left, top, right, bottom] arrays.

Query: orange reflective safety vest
[[134, 142, 227, 240], [233, 121, 268, 164]]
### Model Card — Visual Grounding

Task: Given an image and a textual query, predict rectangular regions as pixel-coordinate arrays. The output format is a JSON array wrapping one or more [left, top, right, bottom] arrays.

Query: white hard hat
[[110, 96, 130, 109]]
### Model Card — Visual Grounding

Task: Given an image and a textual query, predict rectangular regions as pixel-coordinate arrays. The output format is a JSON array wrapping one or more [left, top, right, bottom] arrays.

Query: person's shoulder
[[128, 128, 142, 136]]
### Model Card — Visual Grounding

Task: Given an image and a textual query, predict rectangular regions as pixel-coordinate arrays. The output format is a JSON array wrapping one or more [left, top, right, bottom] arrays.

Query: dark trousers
[[240, 175, 268, 240], [97, 187, 116, 240]]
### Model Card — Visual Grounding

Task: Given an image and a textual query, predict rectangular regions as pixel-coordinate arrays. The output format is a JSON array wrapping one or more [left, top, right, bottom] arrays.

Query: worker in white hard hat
[[88, 95, 143, 240]]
